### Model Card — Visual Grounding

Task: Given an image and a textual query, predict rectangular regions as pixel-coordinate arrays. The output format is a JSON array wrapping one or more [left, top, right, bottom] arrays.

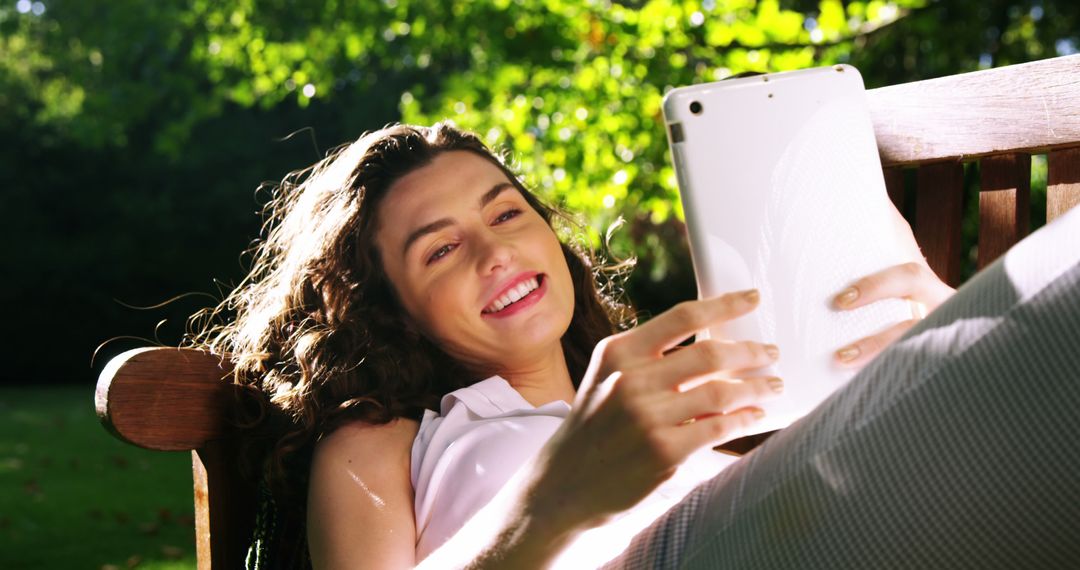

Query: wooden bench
[[95, 54, 1080, 569]]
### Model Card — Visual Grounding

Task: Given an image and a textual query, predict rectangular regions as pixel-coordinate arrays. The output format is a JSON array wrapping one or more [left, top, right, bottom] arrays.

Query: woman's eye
[[426, 244, 456, 265], [494, 208, 522, 224]]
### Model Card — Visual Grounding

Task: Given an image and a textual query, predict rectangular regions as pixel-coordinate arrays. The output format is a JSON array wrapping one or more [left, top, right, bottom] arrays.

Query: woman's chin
[[498, 320, 566, 348], [477, 314, 570, 360]]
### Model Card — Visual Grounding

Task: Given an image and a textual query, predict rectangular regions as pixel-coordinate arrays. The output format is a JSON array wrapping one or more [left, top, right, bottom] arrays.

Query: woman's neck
[[495, 345, 576, 408]]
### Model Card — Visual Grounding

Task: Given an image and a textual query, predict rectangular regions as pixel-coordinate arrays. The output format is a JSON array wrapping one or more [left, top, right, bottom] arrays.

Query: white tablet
[[662, 65, 918, 434]]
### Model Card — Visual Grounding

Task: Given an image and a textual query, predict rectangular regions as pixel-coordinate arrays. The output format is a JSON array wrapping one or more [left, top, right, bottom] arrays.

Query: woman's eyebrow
[[400, 182, 516, 257]]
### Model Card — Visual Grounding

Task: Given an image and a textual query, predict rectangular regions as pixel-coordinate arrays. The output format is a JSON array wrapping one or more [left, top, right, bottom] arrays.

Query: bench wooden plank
[[195, 443, 257, 570], [1048, 147, 1080, 222], [193, 452, 213, 570], [95, 347, 236, 451], [978, 154, 1030, 269], [915, 162, 965, 286], [884, 167, 906, 212], [867, 54, 1080, 166]]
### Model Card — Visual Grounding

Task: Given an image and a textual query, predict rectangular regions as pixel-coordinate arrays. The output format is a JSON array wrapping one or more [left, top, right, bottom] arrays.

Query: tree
[[2, 0, 1076, 384]]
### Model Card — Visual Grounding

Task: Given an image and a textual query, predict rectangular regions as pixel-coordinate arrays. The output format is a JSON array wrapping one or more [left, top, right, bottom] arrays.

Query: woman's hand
[[831, 260, 955, 368], [526, 289, 781, 535], [831, 201, 955, 368]]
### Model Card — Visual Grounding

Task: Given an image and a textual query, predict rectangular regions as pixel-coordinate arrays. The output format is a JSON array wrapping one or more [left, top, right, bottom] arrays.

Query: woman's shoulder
[[314, 416, 421, 462], [308, 417, 422, 568]]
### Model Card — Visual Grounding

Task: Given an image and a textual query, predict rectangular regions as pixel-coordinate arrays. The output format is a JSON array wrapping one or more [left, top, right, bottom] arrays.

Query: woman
[[199, 123, 1080, 568]]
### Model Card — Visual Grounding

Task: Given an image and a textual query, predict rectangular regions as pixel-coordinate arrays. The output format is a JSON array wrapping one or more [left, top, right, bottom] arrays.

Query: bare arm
[[307, 416, 575, 570], [311, 291, 777, 568], [307, 418, 420, 570], [424, 290, 779, 568]]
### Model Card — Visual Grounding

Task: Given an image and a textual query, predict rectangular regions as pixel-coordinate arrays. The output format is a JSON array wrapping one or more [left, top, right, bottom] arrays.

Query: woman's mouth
[[482, 275, 546, 317]]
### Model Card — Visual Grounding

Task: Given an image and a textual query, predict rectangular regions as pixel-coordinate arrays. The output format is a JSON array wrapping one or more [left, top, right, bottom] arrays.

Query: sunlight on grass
[[0, 386, 197, 569]]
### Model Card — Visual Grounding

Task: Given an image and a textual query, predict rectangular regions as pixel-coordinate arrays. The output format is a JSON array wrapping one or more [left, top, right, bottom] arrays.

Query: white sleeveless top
[[411, 376, 740, 567]]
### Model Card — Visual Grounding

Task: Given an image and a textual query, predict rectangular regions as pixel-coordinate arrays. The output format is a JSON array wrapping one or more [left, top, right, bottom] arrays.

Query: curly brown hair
[[188, 122, 634, 510]]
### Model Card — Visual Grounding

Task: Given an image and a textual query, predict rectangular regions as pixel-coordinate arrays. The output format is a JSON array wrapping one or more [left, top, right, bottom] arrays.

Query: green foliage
[[3, 0, 1079, 386], [398, 0, 930, 276]]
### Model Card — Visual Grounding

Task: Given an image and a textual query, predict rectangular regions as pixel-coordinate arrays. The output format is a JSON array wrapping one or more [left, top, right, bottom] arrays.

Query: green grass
[[0, 386, 198, 569]]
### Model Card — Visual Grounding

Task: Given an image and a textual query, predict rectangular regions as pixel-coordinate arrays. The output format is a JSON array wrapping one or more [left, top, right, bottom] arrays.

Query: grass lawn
[[1, 385, 198, 569]]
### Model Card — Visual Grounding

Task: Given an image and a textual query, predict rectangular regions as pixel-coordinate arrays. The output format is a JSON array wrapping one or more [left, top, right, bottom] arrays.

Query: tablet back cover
[[663, 66, 916, 434]]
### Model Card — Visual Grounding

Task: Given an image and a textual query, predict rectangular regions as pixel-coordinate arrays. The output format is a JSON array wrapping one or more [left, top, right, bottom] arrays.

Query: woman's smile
[[481, 272, 547, 317]]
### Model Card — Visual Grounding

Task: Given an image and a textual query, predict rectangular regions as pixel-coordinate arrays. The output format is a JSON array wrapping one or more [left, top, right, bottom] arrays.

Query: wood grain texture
[[915, 162, 965, 287], [884, 167, 906, 212], [978, 154, 1030, 270], [1048, 146, 1080, 222], [95, 347, 236, 451], [195, 442, 258, 569], [193, 452, 212, 570], [867, 55, 1080, 166]]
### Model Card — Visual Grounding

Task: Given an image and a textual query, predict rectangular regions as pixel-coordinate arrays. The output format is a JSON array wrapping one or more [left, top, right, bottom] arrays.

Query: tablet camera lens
[[689, 101, 703, 115]]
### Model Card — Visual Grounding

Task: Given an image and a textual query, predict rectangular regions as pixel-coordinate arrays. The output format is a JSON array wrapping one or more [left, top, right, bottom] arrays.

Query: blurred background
[[2, 0, 1077, 567]]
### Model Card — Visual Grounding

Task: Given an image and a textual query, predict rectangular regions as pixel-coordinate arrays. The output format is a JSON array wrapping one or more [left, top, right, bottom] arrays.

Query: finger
[[636, 339, 779, 391], [664, 407, 767, 455], [624, 290, 761, 358], [834, 319, 917, 368], [652, 377, 783, 425], [833, 262, 952, 310]]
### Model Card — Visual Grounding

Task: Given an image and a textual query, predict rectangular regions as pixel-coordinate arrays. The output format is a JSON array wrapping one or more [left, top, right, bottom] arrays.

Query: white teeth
[[484, 277, 540, 314]]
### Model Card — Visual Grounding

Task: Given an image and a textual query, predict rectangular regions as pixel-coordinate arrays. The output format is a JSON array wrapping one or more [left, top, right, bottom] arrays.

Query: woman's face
[[375, 150, 575, 375]]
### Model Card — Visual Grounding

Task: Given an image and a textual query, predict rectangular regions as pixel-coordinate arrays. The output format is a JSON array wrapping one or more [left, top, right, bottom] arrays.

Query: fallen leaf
[[125, 554, 142, 568], [0, 457, 24, 471], [137, 521, 160, 535], [22, 479, 41, 496]]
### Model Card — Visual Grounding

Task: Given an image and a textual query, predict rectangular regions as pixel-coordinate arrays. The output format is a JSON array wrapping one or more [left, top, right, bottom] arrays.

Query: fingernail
[[764, 344, 780, 360], [742, 289, 760, 304], [767, 377, 784, 394], [836, 345, 861, 362], [752, 408, 766, 420], [835, 287, 859, 307]]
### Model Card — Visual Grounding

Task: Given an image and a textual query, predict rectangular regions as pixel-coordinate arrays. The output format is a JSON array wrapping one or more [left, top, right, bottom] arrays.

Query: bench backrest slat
[[883, 167, 906, 212], [1049, 147, 1080, 222], [978, 153, 1031, 270], [914, 162, 966, 287]]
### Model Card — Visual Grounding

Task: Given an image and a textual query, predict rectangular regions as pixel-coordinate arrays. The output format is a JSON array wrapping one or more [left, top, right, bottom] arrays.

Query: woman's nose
[[476, 231, 516, 274]]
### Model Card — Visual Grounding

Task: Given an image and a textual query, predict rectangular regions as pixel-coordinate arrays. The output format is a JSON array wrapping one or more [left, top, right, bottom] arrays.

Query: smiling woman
[[189, 122, 1080, 569], [188, 123, 634, 567]]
